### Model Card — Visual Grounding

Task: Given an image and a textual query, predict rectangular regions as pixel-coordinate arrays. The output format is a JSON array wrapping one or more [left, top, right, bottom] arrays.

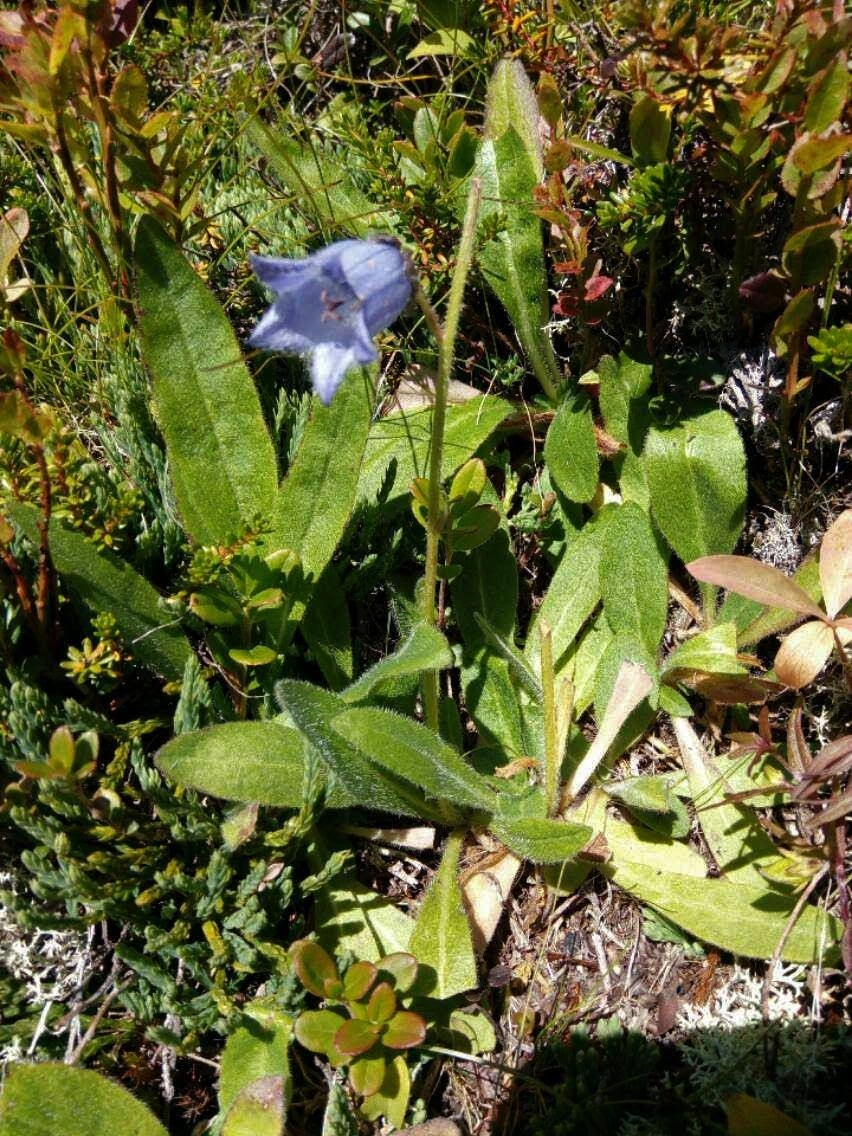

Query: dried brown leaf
[[774, 620, 834, 688], [819, 509, 852, 619], [687, 555, 825, 619]]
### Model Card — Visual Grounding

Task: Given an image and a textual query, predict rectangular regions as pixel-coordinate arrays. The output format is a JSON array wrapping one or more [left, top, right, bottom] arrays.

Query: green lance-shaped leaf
[[644, 409, 746, 601], [341, 623, 453, 703], [526, 514, 608, 677], [8, 502, 190, 680], [672, 716, 784, 888], [474, 61, 560, 402], [451, 527, 518, 650], [301, 566, 353, 691], [134, 217, 278, 545], [268, 368, 375, 592], [409, 830, 477, 998], [277, 680, 443, 818], [357, 395, 511, 509], [491, 815, 592, 864], [544, 389, 599, 503], [600, 502, 668, 658], [155, 720, 353, 807], [246, 117, 394, 238], [0, 1064, 167, 1136], [605, 862, 840, 964], [219, 1003, 292, 1122], [332, 707, 493, 812]]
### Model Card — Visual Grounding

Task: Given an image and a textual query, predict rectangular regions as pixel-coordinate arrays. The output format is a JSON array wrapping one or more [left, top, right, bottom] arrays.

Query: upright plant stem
[[415, 177, 482, 731], [539, 619, 559, 816]]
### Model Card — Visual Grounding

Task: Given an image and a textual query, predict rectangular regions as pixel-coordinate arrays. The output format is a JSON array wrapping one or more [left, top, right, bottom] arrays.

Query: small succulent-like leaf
[[294, 1009, 347, 1055], [291, 940, 339, 998], [334, 1018, 380, 1057], [366, 982, 396, 1025], [376, 953, 418, 994], [348, 1054, 387, 1098], [449, 458, 487, 513], [687, 555, 825, 619], [49, 727, 76, 771], [819, 508, 852, 619], [342, 961, 377, 1003], [774, 620, 835, 689], [189, 588, 243, 626], [382, 1010, 427, 1050]]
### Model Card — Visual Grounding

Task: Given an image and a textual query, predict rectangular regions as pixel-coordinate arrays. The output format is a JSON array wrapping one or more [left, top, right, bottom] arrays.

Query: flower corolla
[[248, 237, 412, 404]]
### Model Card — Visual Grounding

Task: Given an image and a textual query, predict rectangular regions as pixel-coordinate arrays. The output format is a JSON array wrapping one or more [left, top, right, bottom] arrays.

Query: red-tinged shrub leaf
[[819, 509, 852, 618], [334, 1017, 380, 1057], [342, 961, 377, 1003], [774, 620, 834, 689], [792, 133, 852, 174], [738, 271, 787, 314], [291, 940, 339, 998], [584, 274, 613, 302], [686, 556, 824, 618], [377, 953, 419, 994], [294, 1009, 347, 1054], [349, 1053, 387, 1098], [366, 982, 396, 1025], [382, 1010, 427, 1050]]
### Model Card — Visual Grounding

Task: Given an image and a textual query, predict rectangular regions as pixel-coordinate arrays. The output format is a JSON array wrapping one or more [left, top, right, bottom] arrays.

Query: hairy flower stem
[[415, 177, 482, 731]]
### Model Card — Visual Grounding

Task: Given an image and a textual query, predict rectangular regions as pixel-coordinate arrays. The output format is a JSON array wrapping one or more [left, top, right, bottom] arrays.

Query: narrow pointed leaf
[[8, 503, 190, 680], [410, 831, 477, 997], [269, 368, 375, 590], [341, 624, 453, 703], [331, 707, 493, 811], [566, 661, 653, 797]]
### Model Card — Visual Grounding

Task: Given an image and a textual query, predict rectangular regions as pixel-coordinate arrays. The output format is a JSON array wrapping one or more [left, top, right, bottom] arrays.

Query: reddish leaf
[[739, 271, 787, 314], [295, 1009, 347, 1054], [334, 1017, 380, 1057], [291, 939, 339, 998], [382, 1010, 427, 1050], [342, 960, 377, 1003], [774, 620, 834, 689], [819, 509, 852, 619], [686, 556, 825, 619]]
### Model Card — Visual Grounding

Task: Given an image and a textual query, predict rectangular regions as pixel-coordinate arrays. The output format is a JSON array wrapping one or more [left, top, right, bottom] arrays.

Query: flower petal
[[774, 620, 835, 689], [248, 253, 314, 292], [310, 344, 358, 405], [339, 239, 411, 335]]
